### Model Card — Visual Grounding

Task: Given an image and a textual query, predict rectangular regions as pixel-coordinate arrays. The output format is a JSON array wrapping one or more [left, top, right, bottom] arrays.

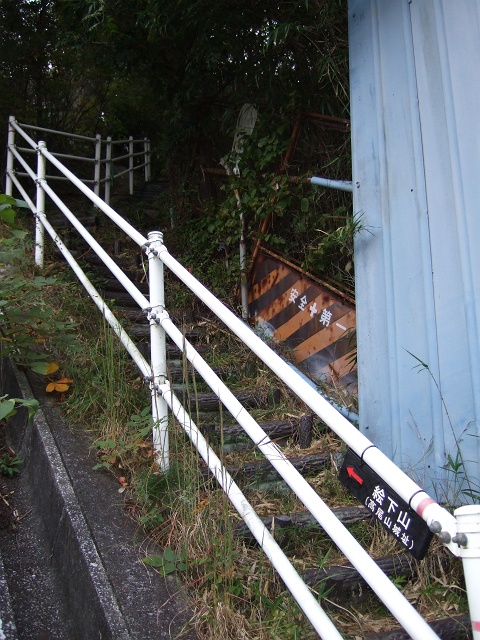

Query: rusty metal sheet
[[248, 251, 357, 392]]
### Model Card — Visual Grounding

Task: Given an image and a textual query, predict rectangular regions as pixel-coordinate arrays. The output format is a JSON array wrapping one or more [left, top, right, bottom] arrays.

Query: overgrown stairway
[[72, 245, 473, 640]]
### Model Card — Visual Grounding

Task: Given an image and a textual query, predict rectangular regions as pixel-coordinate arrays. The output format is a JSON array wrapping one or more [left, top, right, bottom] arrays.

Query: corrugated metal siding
[[349, 0, 480, 500]]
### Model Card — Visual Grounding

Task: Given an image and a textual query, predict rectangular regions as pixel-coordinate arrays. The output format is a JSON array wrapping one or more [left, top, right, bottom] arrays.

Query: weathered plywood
[[249, 251, 357, 392]]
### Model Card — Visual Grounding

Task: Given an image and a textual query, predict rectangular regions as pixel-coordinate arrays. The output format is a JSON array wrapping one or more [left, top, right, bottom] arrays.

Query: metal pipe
[[94, 134, 101, 198], [110, 151, 131, 163], [10, 146, 37, 182], [239, 207, 249, 320], [39, 180, 149, 310], [146, 232, 169, 470], [311, 176, 353, 193], [15, 172, 94, 184], [17, 121, 97, 141], [284, 358, 359, 424], [223, 162, 249, 320], [35, 141, 47, 268], [144, 138, 150, 182], [156, 243, 458, 548], [12, 146, 36, 155], [7, 172, 35, 211], [111, 150, 144, 163], [10, 119, 38, 150], [108, 138, 146, 145], [5, 117, 16, 195], [158, 380, 344, 640], [154, 309, 440, 639], [48, 151, 96, 163], [115, 161, 148, 177], [104, 136, 112, 205], [38, 146, 147, 246], [36, 211, 150, 378], [113, 166, 142, 180], [454, 506, 480, 640]]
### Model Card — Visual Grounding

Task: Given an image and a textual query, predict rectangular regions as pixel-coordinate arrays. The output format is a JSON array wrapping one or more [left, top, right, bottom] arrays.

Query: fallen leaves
[[45, 377, 74, 393], [32, 361, 60, 375]]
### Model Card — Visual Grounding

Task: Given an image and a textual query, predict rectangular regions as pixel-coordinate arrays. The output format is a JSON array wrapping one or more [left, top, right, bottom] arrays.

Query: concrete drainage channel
[[0, 358, 197, 640]]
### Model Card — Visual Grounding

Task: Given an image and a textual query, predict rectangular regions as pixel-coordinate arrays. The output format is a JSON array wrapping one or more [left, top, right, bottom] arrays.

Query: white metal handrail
[[18, 121, 98, 141], [4, 118, 480, 640], [7, 117, 150, 204]]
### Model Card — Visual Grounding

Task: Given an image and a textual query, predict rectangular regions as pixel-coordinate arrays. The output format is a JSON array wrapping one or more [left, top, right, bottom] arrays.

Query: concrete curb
[[0, 358, 197, 639], [0, 551, 17, 640]]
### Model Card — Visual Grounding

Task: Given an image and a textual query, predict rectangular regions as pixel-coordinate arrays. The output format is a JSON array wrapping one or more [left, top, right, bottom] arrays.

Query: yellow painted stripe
[[249, 264, 292, 303], [293, 310, 356, 363], [255, 276, 308, 325], [274, 288, 336, 342]]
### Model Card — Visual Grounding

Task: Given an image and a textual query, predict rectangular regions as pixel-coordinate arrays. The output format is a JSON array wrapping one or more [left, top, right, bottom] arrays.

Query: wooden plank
[[248, 250, 357, 388], [234, 505, 372, 540]]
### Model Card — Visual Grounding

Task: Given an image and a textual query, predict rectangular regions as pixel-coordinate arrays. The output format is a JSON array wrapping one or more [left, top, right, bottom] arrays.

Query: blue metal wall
[[349, 0, 480, 502]]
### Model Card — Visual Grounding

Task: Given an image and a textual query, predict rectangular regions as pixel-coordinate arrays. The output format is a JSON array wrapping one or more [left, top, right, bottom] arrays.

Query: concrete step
[[201, 451, 337, 488], [186, 388, 281, 413], [233, 505, 372, 541]]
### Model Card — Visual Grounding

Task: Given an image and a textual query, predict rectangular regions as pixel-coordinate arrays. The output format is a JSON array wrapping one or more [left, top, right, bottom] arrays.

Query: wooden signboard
[[248, 250, 357, 392]]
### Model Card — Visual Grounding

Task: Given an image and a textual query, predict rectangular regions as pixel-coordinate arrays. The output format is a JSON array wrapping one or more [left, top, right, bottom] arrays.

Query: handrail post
[[94, 134, 102, 198], [35, 141, 47, 269], [128, 136, 134, 195], [454, 506, 480, 639], [104, 136, 112, 205], [144, 137, 150, 182], [5, 116, 16, 196], [239, 209, 249, 320], [146, 230, 169, 471]]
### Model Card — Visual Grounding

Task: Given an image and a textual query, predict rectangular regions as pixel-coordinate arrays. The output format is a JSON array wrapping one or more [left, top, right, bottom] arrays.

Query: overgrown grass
[[1, 218, 471, 639]]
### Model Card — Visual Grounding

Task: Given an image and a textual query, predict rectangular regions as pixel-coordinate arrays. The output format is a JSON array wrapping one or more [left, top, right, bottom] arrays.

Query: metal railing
[[4, 118, 480, 640], [6, 116, 150, 206], [310, 175, 353, 193]]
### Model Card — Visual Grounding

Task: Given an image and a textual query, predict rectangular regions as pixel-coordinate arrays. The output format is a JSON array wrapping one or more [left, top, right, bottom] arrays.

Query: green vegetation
[[171, 114, 355, 300], [0, 452, 22, 477], [1, 0, 354, 301], [0, 198, 79, 376], [0, 395, 39, 422], [407, 350, 480, 506], [1, 3, 472, 638], [0, 195, 470, 638]]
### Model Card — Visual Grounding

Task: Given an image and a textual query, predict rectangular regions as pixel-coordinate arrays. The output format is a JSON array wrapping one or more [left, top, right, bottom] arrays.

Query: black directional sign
[[339, 449, 433, 560]]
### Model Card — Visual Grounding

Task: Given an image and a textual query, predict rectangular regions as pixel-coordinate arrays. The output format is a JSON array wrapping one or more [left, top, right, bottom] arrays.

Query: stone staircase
[[8, 177, 470, 639], [69, 243, 472, 640]]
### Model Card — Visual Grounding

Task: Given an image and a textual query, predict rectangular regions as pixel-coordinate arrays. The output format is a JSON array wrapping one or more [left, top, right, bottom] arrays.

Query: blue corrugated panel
[[349, 0, 480, 502]]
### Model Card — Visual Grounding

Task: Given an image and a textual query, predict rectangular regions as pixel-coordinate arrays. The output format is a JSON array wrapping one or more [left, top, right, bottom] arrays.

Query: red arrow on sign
[[346, 466, 364, 485]]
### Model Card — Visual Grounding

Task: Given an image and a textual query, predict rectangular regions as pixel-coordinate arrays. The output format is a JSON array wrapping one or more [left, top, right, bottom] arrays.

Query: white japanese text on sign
[[365, 483, 414, 552], [289, 288, 332, 326]]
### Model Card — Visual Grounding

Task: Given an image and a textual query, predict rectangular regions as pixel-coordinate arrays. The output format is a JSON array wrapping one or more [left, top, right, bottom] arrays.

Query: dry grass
[[21, 253, 469, 640]]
